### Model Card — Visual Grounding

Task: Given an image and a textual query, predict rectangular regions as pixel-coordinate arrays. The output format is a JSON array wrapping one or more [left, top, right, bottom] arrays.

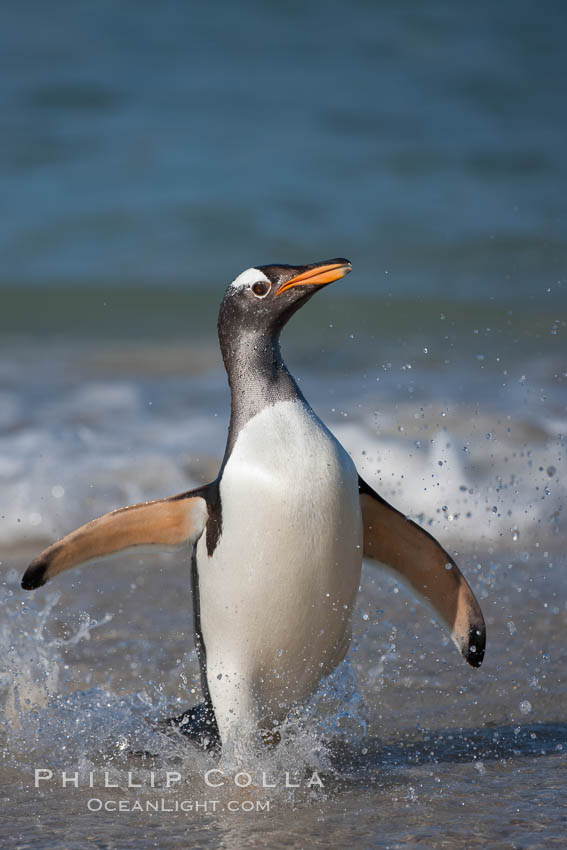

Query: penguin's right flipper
[[21, 492, 208, 590], [358, 476, 486, 668]]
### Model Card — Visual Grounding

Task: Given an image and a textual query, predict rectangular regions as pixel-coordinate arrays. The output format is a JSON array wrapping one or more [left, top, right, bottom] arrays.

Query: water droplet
[[507, 621, 517, 635], [217, 673, 223, 680], [511, 529, 520, 542], [445, 562, 453, 570], [519, 700, 532, 715], [547, 466, 556, 477]]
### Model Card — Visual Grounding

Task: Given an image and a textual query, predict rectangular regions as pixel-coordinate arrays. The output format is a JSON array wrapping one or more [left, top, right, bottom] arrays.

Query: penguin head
[[218, 259, 352, 340]]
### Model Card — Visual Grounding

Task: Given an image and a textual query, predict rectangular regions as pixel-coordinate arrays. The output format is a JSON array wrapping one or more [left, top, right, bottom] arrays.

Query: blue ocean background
[[2, 0, 566, 302], [1, 3, 566, 847]]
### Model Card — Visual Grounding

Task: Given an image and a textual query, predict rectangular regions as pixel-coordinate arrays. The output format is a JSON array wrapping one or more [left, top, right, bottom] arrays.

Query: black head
[[217, 258, 352, 350]]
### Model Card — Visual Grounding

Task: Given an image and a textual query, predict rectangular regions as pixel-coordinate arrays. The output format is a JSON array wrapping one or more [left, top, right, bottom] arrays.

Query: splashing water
[[0, 566, 372, 809]]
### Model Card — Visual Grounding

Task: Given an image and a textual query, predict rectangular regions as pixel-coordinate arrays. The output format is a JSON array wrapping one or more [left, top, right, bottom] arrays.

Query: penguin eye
[[251, 281, 270, 298]]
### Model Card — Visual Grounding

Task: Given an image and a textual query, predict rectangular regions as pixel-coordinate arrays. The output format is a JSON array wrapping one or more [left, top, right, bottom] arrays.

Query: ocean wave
[[0, 342, 564, 553]]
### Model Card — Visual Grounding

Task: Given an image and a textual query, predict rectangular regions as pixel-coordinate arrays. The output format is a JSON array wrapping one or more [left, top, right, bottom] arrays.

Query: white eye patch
[[230, 267, 270, 291]]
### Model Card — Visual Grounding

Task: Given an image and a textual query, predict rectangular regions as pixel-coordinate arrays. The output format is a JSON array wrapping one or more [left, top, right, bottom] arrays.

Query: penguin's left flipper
[[21, 491, 208, 590], [358, 476, 486, 667]]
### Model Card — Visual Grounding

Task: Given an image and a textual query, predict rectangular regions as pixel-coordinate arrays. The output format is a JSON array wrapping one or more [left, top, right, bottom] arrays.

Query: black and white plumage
[[22, 259, 486, 753]]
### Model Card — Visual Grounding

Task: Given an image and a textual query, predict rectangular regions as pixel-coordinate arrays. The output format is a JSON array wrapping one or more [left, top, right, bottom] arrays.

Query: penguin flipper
[[21, 491, 208, 590], [358, 476, 485, 668]]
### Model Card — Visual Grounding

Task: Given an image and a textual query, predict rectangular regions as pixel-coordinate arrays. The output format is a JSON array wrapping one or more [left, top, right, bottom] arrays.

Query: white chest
[[195, 400, 363, 735]]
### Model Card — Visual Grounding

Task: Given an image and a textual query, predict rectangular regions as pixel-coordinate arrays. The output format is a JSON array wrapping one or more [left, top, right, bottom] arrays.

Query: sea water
[[1, 0, 566, 846], [1, 303, 565, 847]]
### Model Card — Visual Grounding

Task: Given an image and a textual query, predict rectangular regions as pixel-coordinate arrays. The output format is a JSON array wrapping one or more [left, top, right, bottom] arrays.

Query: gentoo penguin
[[21, 259, 485, 754]]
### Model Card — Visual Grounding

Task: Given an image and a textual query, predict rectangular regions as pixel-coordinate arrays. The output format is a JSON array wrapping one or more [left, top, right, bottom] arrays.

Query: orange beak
[[276, 260, 352, 296]]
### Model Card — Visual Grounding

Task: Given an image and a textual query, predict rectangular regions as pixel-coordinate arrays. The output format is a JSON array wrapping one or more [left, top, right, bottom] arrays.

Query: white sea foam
[[1, 399, 562, 552], [0, 339, 564, 555], [334, 414, 565, 549]]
